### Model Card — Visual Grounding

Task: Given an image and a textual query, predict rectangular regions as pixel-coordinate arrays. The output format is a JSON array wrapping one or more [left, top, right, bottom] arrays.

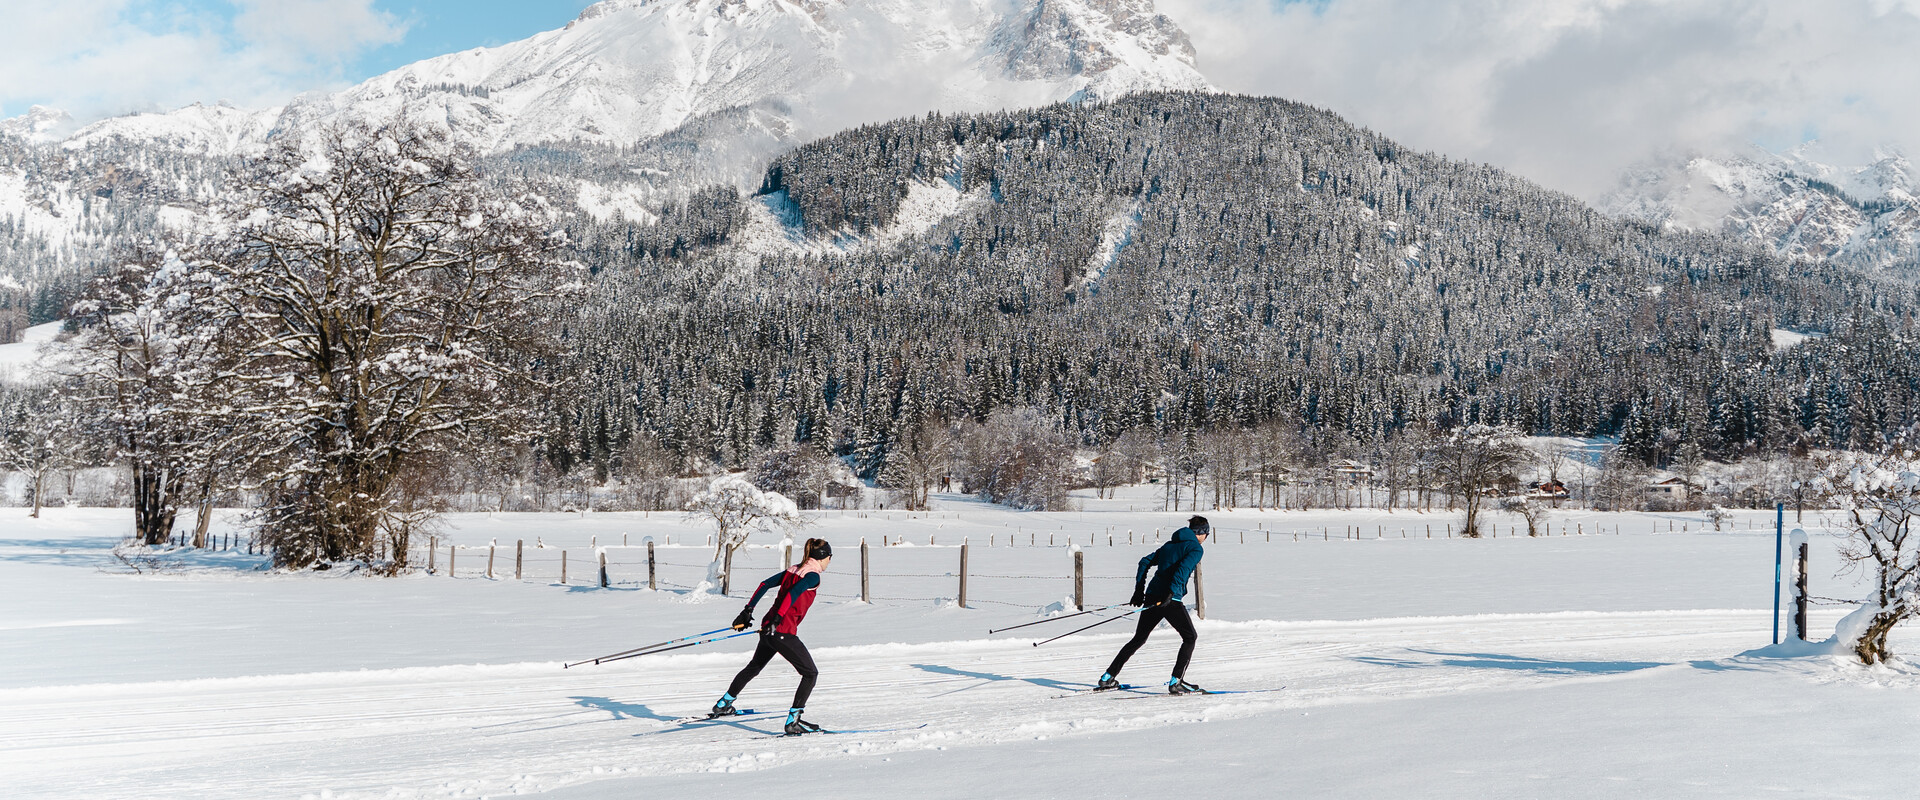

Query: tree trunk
[[193, 495, 213, 548], [132, 462, 178, 545], [1855, 610, 1901, 665]]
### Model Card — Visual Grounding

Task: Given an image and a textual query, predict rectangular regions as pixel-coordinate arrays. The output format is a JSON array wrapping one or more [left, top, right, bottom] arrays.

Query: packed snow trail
[[0, 610, 1800, 799]]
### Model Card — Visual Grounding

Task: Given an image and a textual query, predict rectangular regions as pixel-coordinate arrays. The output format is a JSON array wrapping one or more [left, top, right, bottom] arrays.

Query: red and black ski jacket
[[745, 564, 822, 635]]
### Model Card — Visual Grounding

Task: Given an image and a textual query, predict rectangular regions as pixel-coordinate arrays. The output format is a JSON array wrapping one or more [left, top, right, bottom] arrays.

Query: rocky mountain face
[[1601, 146, 1920, 280]]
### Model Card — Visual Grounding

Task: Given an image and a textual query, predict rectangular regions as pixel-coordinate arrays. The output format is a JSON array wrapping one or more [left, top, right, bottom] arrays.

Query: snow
[[0, 320, 62, 384], [575, 181, 659, 225], [1770, 327, 1818, 350], [4, 499, 1916, 797]]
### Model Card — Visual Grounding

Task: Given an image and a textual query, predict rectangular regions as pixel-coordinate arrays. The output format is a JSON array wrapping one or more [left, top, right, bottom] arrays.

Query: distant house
[[1529, 479, 1570, 500], [1646, 477, 1696, 500], [1328, 459, 1374, 484]]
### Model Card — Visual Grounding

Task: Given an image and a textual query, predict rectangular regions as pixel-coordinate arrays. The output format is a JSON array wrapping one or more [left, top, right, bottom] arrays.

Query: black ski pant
[[726, 630, 819, 709], [1104, 602, 1198, 680]]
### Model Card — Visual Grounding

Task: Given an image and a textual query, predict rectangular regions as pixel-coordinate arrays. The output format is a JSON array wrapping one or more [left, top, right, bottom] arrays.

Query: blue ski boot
[[784, 708, 821, 735], [1168, 678, 1207, 695], [708, 694, 741, 719]]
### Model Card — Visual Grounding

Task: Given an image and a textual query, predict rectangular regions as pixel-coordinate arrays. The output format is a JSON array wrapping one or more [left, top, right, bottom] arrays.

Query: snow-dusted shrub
[[686, 475, 807, 592], [1825, 452, 1920, 664], [1499, 496, 1550, 537]]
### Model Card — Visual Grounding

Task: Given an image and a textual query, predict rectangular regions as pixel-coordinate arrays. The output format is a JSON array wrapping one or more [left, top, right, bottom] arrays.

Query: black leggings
[[1105, 602, 1198, 680], [726, 630, 819, 709]]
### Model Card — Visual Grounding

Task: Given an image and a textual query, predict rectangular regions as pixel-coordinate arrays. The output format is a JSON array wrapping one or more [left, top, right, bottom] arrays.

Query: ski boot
[[784, 708, 822, 735], [1168, 678, 1207, 696], [708, 694, 741, 719], [1094, 673, 1122, 692]]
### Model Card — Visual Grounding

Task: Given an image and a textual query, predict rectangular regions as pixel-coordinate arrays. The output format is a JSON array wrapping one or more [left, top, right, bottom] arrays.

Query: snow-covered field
[[4, 496, 1917, 799]]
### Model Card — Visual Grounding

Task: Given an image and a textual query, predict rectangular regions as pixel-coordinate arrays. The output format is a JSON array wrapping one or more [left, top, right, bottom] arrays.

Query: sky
[[2, 0, 1918, 201], [1157, 0, 1920, 198], [0, 1, 594, 120]]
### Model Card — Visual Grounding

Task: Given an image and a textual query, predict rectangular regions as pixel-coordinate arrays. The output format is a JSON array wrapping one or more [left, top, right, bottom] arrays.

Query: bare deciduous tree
[[1826, 453, 1920, 665], [180, 117, 580, 567], [958, 408, 1076, 511]]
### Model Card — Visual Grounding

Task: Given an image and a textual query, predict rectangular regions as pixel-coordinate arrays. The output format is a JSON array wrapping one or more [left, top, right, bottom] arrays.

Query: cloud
[[1157, 0, 1920, 199], [0, 0, 406, 122]]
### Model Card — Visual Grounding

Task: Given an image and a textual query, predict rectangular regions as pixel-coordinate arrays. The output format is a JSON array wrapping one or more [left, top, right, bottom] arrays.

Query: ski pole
[[988, 603, 1129, 635], [595, 630, 756, 665], [1032, 608, 1143, 647], [565, 627, 732, 668]]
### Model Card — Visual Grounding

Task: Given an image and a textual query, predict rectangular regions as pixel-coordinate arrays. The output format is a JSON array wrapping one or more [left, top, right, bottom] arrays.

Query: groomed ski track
[[1, 609, 1796, 799]]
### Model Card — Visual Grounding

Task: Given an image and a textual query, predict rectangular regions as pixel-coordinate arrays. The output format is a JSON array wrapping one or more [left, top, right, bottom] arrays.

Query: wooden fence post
[[860, 538, 871, 603], [486, 544, 495, 579], [560, 550, 568, 584], [428, 536, 437, 574], [599, 550, 609, 588], [1194, 563, 1207, 620], [1073, 549, 1085, 611], [722, 545, 733, 596], [515, 540, 524, 580], [784, 542, 793, 569], [647, 540, 656, 590], [1795, 539, 1811, 641], [959, 540, 970, 609], [449, 546, 456, 578]]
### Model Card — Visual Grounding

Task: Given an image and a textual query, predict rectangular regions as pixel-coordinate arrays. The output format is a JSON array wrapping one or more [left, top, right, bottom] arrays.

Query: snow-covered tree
[[1438, 424, 1530, 538], [0, 385, 82, 517], [61, 249, 233, 544], [958, 408, 1077, 511], [1826, 452, 1920, 664], [686, 474, 807, 594], [179, 117, 581, 567]]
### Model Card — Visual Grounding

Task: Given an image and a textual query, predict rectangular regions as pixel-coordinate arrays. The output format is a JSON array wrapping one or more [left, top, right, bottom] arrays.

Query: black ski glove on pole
[[731, 607, 755, 631], [1128, 583, 1146, 607], [1146, 591, 1171, 607]]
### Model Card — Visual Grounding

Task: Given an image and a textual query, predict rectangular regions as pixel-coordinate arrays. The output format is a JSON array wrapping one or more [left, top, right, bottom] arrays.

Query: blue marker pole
[[1772, 503, 1784, 645]]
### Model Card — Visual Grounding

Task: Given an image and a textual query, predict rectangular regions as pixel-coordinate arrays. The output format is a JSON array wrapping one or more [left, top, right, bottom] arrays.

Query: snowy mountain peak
[[0, 106, 78, 143], [47, 0, 1206, 160], [1602, 144, 1920, 278]]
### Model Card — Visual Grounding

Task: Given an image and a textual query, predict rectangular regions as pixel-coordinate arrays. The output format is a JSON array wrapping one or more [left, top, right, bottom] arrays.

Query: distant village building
[[1328, 459, 1374, 485], [1528, 479, 1570, 505], [1646, 477, 1697, 506]]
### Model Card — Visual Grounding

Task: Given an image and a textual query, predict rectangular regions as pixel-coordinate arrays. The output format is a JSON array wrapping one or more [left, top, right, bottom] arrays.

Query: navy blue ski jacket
[[1137, 527, 1205, 603]]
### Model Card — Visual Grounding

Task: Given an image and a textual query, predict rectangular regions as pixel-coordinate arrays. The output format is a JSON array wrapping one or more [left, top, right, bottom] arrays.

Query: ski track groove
[[0, 611, 1765, 799]]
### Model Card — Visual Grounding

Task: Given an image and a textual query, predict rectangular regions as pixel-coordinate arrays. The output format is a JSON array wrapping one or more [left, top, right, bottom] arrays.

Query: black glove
[[731, 607, 755, 631], [1128, 584, 1146, 607]]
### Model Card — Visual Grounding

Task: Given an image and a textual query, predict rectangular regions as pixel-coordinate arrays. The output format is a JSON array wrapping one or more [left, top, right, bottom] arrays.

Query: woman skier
[[708, 537, 832, 735], [1096, 515, 1209, 694]]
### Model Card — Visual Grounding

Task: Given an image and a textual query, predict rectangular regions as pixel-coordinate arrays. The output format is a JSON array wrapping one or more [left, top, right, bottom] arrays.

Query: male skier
[[1096, 515, 1209, 694]]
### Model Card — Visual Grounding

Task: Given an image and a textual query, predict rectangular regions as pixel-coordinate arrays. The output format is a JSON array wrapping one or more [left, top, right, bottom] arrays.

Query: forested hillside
[[558, 92, 1920, 482]]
